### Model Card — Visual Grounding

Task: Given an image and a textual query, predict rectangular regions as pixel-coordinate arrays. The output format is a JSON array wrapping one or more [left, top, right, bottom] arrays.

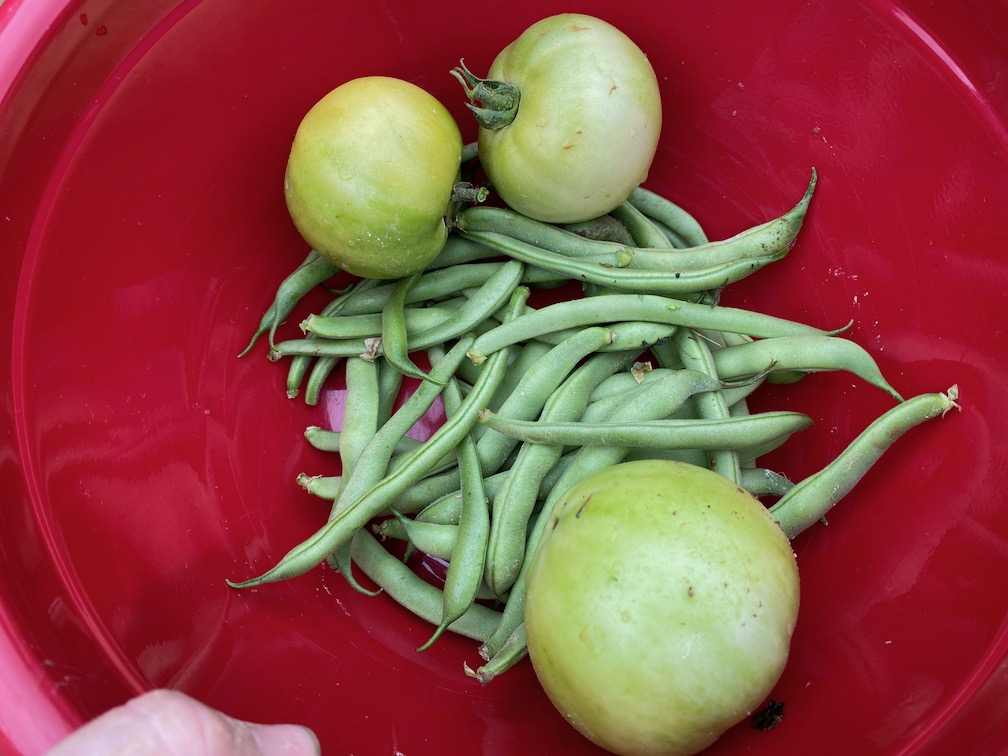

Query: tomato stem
[[451, 60, 520, 131]]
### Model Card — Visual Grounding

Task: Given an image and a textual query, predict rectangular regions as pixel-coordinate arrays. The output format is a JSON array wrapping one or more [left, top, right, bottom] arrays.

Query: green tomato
[[465, 14, 662, 223], [284, 76, 462, 279], [524, 459, 800, 756]]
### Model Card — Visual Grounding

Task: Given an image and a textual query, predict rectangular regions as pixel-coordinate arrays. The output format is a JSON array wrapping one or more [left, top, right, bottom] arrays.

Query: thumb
[[243, 722, 321, 755]]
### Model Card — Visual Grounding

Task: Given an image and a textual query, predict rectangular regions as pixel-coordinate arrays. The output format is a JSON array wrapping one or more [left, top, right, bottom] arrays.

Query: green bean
[[418, 364, 490, 650], [458, 228, 788, 296], [331, 262, 508, 317], [296, 473, 342, 500], [628, 187, 710, 247], [608, 201, 676, 249], [478, 341, 554, 416], [239, 250, 339, 357], [627, 170, 817, 272], [483, 352, 634, 623], [675, 329, 741, 484], [478, 410, 813, 451], [710, 334, 904, 402], [376, 358, 404, 426], [380, 272, 437, 383], [407, 449, 579, 523], [740, 467, 794, 498], [349, 530, 501, 642], [302, 355, 341, 406], [374, 511, 457, 561], [642, 215, 692, 249], [581, 368, 721, 424], [303, 425, 342, 453], [586, 365, 675, 404], [405, 260, 526, 347], [337, 357, 380, 477], [455, 205, 635, 264], [228, 290, 527, 589], [466, 621, 528, 684], [466, 293, 834, 362], [424, 232, 500, 269], [321, 356, 384, 593], [770, 386, 960, 538], [474, 326, 615, 474], [300, 302, 463, 341]]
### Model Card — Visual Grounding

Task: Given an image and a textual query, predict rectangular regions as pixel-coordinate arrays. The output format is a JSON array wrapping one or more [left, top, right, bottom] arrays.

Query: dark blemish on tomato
[[687, 586, 694, 598], [751, 700, 785, 731], [563, 143, 575, 150], [551, 516, 559, 530], [575, 494, 593, 518]]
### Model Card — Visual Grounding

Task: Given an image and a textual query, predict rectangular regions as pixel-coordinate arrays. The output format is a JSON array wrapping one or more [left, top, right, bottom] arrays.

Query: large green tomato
[[284, 76, 462, 279], [470, 14, 662, 223], [524, 460, 800, 756]]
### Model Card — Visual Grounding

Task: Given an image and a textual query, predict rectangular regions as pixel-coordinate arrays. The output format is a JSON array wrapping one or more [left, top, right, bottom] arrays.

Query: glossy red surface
[[2, 0, 1008, 753]]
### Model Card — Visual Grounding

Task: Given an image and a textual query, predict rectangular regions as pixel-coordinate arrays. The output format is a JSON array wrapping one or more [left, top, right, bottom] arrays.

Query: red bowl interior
[[3, 0, 1008, 754]]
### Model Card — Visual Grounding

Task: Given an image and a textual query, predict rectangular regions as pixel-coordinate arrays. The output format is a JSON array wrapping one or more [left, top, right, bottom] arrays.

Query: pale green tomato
[[524, 460, 800, 756], [284, 76, 462, 279], [476, 14, 662, 223]]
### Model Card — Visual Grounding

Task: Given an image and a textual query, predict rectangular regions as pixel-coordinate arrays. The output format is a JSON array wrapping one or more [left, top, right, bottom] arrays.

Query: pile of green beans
[[230, 167, 960, 681]]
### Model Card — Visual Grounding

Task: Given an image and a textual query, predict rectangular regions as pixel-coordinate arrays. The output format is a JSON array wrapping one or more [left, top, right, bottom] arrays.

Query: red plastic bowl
[[2, 1, 1008, 754]]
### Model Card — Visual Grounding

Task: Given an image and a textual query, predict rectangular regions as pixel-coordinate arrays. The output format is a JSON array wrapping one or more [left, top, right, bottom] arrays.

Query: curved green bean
[[458, 228, 788, 296], [300, 302, 463, 341], [608, 201, 676, 249], [675, 329, 741, 484], [466, 293, 835, 362], [374, 511, 457, 561], [627, 188, 710, 247], [740, 467, 794, 498], [381, 272, 437, 383], [626, 170, 816, 271], [710, 334, 904, 402], [240, 250, 339, 357], [770, 386, 960, 538], [418, 353, 491, 651], [455, 205, 635, 262], [349, 530, 501, 642]]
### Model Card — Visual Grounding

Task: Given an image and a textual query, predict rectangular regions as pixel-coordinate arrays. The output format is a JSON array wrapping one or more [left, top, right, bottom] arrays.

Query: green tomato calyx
[[451, 60, 520, 131]]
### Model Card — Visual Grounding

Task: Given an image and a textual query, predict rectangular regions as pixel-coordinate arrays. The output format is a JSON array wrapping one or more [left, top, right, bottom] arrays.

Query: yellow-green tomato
[[477, 14, 662, 223], [524, 460, 800, 756], [284, 76, 462, 279]]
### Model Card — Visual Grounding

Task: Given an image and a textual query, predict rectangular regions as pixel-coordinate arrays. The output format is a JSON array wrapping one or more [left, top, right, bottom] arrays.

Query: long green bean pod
[[710, 334, 904, 402], [467, 293, 836, 363], [770, 386, 960, 538], [477, 410, 813, 451], [416, 361, 490, 650], [239, 250, 339, 356], [349, 530, 501, 642]]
